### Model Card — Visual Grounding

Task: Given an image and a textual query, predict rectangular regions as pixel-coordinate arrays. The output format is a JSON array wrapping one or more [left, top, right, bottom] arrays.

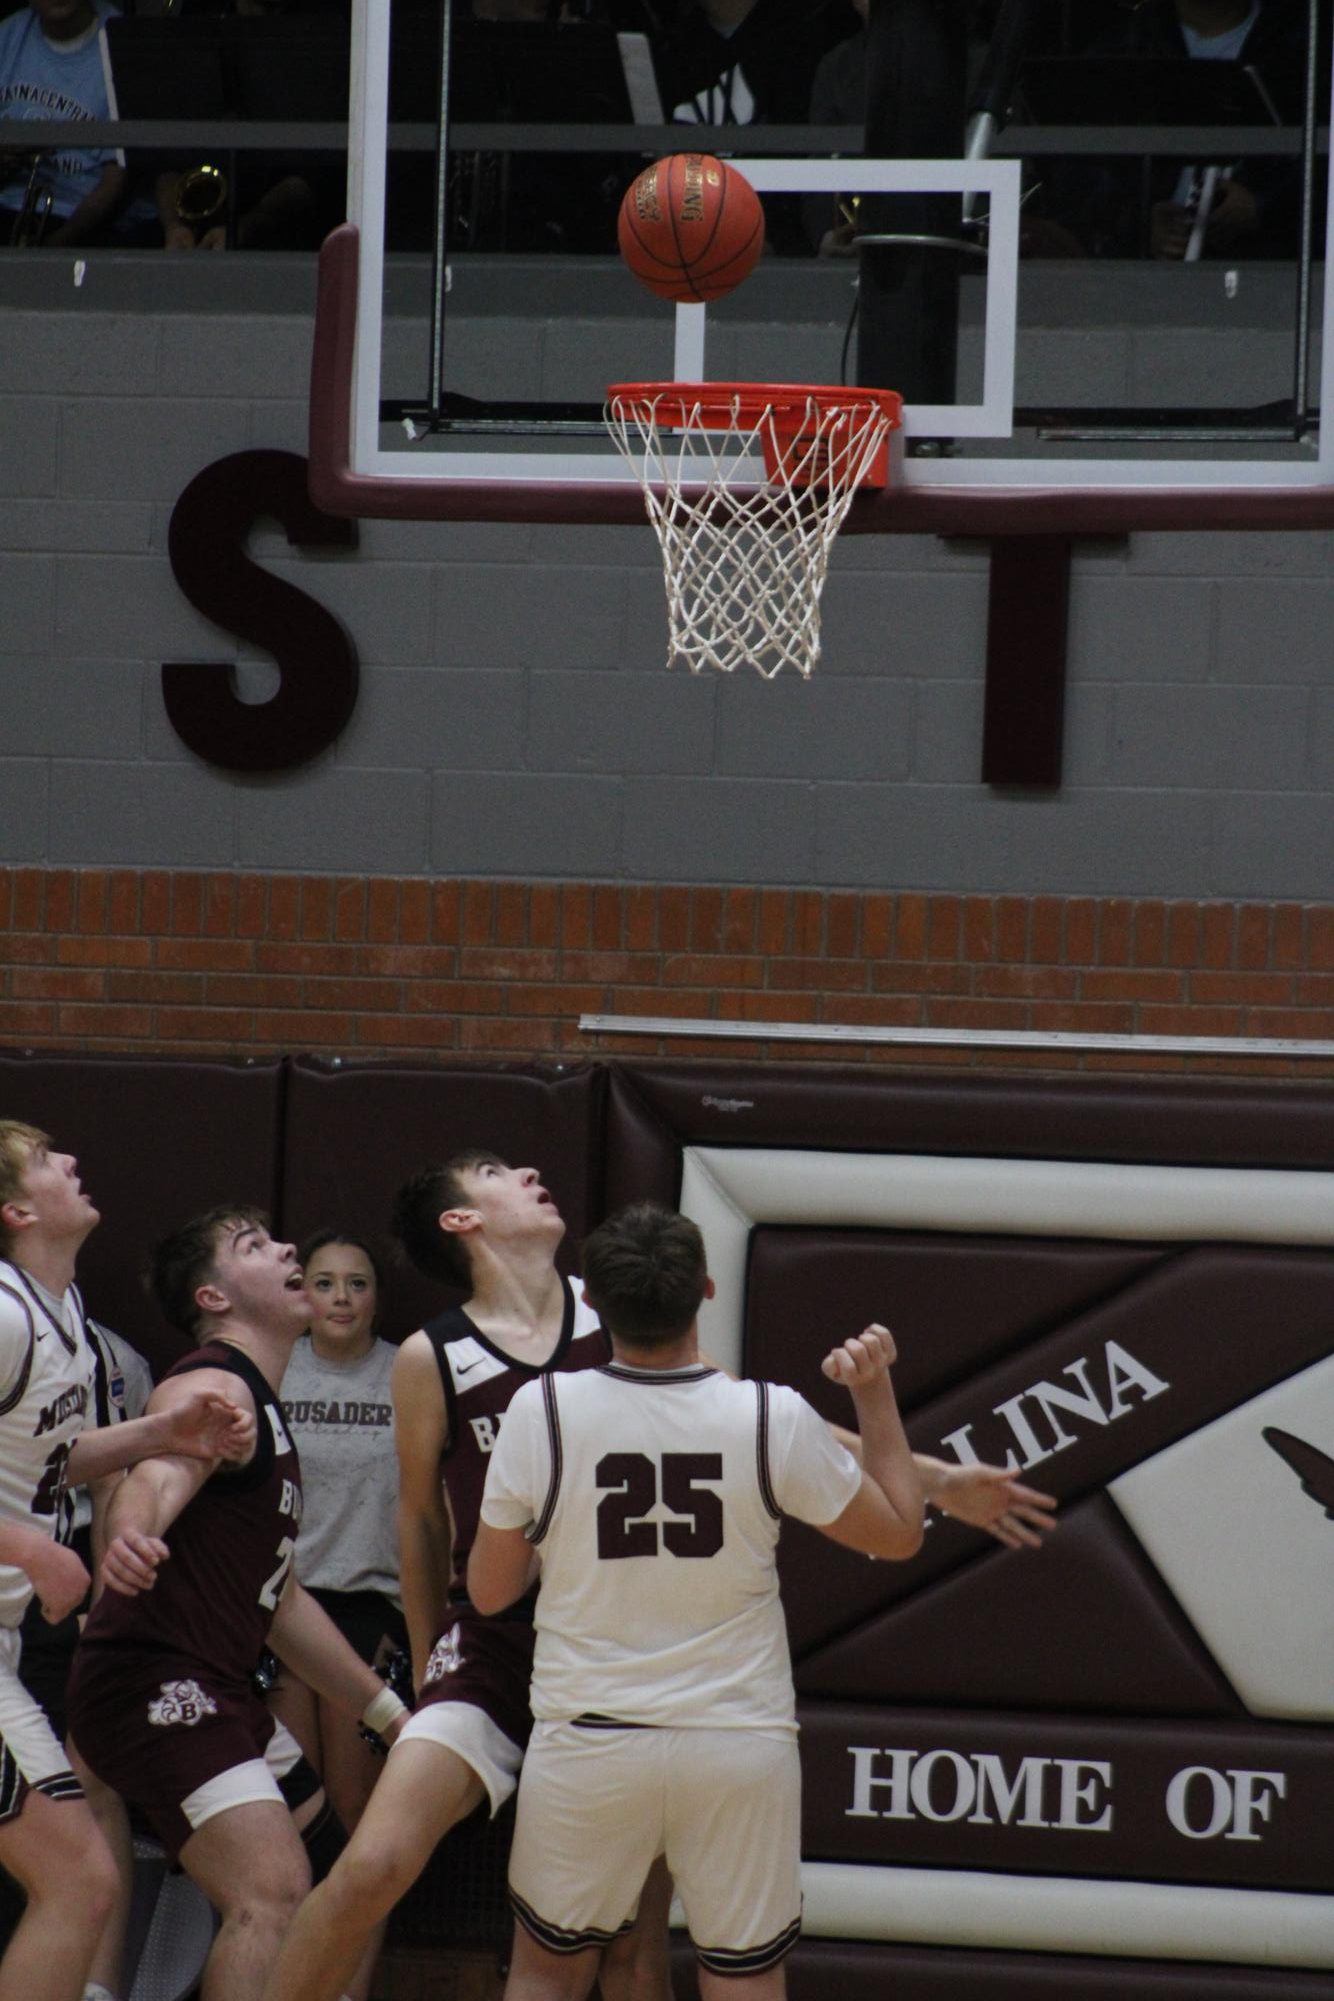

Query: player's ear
[[703, 1276, 716, 1300], [438, 1205, 480, 1238], [194, 1279, 229, 1316], [0, 1197, 34, 1237]]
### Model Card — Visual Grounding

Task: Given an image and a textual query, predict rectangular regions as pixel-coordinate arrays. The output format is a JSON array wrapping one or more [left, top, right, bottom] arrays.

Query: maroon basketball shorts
[[67, 1646, 303, 1862], [396, 1605, 535, 1815]]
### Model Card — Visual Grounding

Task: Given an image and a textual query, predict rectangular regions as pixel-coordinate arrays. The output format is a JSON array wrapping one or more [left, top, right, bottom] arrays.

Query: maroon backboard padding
[[279, 1057, 605, 1341], [604, 1065, 1334, 1181], [796, 1494, 1241, 1717], [667, 1940, 1334, 2000], [310, 225, 1334, 536], [797, 1702, 1334, 1890], [0, 1053, 284, 1375], [774, 1241, 1334, 1656], [744, 1227, 1161, 1408]]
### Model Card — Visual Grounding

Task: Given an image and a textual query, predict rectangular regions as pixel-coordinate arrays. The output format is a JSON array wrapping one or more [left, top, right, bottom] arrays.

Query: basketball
[[617, 153, 764, 305]]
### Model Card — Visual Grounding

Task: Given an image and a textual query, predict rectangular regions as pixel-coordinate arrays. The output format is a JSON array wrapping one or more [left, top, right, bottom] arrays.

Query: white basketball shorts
[[0, 1625, 81, 1823], [509, 1719, 802, 1975]]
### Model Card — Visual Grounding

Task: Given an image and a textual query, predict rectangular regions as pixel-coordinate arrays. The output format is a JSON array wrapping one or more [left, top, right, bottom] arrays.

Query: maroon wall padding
[[744, 1226, 1163, 1407], [278, 1057, 606, 1341], [0, 1052, 284, 1374], [797, 1495, 1241, 1717], [672, 1940, 1334, 1999], [798, 1702, 1334, 1887], [4, 1048, 1331, 1988], [603, 1066, 1334, 1209], [614, 1059, 1334, 1993], [754, 1239, 1334, 1656]]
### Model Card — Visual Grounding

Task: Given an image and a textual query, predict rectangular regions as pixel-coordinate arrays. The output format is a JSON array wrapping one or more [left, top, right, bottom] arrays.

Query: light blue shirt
[[0, 2, 122, 221]]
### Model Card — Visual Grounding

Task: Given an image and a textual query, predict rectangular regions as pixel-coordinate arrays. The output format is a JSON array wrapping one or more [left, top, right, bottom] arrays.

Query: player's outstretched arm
[[97, 1370, 248, 1595], [98, 1455, 205, 1596], [0, 1520, 90, 1623], [825, 1423, 1057, 1551], [392, 1331, 454, 1692], [820, 1326, 925, 1562], [268, 1577, 408, 1746], [916, 1456, 1058, 1549], [67, 1377, 255, 1486]]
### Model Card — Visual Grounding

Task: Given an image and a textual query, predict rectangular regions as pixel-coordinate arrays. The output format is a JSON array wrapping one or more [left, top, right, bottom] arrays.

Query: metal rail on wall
[[578, 1017, 1334, 1060], [0, 122, 1324, 156]]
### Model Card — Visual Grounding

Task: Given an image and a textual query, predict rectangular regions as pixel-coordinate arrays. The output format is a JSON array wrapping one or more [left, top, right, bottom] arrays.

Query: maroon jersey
[[77, 1340, 302, 1687], [426, 1276, 609, 1598]]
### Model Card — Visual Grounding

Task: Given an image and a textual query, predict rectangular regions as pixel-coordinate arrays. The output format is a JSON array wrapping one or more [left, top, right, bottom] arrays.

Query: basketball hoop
[[604, 382, 902, 679]]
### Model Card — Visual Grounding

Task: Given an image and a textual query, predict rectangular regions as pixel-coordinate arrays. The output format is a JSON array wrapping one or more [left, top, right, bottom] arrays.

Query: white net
[[605, 384, 899, 679]]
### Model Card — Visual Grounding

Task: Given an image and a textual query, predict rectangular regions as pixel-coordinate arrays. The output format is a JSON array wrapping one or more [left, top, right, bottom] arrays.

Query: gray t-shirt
[[279, 1335, 400, 1604]]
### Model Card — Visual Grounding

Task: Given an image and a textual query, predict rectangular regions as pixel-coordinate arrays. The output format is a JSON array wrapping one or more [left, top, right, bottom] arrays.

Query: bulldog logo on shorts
[[422, 1623, 463, 1686], [147, 1679, 219, 1727]]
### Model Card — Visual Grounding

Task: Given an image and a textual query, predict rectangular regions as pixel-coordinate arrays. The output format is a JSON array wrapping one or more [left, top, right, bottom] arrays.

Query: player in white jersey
[[0, 1121, 255, 2001], [469, 1202, 926, 2001]]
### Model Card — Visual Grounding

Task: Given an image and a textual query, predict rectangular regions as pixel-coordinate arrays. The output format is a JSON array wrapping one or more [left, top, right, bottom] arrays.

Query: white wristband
[[360, 1686, 408, 1737]]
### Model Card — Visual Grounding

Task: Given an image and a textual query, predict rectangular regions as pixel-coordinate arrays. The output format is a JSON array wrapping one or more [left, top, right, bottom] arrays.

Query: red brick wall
[[1, 868, 1331, 1075]]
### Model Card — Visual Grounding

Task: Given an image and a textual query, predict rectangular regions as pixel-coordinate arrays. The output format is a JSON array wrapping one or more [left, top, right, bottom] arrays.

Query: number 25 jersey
[[480, 1362, 859, 1733]]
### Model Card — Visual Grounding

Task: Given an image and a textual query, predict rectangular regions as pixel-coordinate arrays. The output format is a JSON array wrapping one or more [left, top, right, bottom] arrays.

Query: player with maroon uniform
[[261, 1154, 674, 2001], [263, 1152, 1057, 2001], [67, 1207, 408, 2001]]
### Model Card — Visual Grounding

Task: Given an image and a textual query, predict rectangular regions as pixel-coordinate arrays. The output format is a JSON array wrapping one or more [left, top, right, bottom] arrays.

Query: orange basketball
[[617, 153, 764, 305]]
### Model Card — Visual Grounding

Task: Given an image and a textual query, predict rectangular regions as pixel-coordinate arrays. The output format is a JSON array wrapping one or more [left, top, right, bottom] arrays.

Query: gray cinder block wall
[[0, 254, 1330, 896]]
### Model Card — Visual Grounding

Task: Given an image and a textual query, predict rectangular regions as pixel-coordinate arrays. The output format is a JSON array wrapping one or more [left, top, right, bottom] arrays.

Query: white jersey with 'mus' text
[[0, 1262, 95, 1629]]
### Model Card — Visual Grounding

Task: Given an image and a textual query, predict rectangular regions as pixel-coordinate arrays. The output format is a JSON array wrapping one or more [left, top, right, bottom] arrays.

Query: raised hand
[[821, 1322, 898, 1389]]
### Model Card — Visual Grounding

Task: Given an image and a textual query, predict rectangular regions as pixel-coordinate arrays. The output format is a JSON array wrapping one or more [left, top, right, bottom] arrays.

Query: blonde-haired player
[[0, 1122, 255, 2001]]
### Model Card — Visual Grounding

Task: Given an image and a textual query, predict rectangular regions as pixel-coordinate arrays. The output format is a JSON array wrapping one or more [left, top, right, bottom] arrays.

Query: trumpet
[[8, 152, 53, 247], [175, 162, 228, 242]]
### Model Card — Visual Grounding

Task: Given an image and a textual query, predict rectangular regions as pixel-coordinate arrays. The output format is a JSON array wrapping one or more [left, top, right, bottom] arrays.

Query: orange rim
[[607, 382, 903, 491], [607, 381, 902, 428]]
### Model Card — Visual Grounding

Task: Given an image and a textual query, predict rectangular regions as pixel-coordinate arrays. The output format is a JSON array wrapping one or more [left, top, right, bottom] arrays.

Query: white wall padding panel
[[1110, 1352, 1334, 1721], [791, 1862, 1334, 1968], [678, 1147, 1334, 1376]]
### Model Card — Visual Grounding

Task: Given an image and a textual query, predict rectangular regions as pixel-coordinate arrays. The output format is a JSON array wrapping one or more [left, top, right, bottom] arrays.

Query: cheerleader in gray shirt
[[269, 1232, 407, 1845]]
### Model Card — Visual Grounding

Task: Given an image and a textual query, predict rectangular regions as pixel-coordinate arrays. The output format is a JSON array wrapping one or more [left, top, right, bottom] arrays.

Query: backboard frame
[[310, 0, 1334, 526]]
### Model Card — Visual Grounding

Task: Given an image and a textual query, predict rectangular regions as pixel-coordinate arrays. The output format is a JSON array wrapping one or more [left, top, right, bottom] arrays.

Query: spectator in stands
[[651, 0, 859, 252], [155, 161, 320, 252], [804, 0, 866, 255], [803, 0, 1082, 258], [656, 0, 859, 128], [263, 1230, 406, 2001], [154, 0, 342, 251], [1057, 0, 1311, 258], [269, 1230, 405, 1838], [0, 0, 131, 246]]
